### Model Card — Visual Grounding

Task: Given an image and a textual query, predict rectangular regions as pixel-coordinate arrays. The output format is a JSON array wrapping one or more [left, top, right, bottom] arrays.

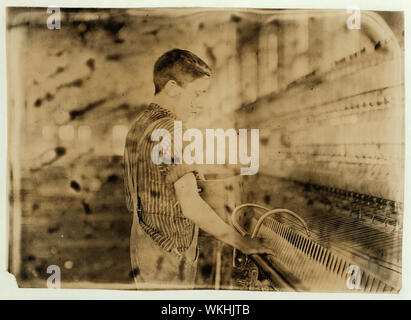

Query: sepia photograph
[[4, 5, 405, 293]]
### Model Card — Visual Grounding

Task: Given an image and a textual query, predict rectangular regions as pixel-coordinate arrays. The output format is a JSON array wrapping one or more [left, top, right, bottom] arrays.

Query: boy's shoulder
[[128, 105, 173, 132], [126, 104, 178, 147]]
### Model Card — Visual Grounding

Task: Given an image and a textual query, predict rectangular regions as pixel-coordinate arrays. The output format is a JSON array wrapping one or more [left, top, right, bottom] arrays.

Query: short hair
[[153, 49, 211, 95]]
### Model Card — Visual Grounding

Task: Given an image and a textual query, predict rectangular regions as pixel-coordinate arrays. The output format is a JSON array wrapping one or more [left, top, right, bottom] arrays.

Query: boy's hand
[[241, 237, 276, 256]]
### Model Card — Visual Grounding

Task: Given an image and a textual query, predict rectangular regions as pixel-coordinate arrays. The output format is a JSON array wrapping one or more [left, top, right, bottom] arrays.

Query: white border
[[0, 0, 410, 300]]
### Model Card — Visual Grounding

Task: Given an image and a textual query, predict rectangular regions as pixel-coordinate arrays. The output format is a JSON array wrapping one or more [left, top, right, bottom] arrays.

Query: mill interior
[[7, 8, 404, 291]]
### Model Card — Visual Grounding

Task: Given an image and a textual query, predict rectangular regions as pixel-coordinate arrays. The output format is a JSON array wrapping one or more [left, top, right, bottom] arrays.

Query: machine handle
[[231, 203, 310, 238]]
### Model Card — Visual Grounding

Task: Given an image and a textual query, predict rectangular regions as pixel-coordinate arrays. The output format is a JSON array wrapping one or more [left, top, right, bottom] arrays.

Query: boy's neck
[[152, 93, 190, 121], [152, 94, 177, 115]]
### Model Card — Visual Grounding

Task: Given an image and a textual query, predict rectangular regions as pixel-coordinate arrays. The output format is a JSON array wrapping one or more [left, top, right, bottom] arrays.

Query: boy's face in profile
[[175, 76, 210, 121]]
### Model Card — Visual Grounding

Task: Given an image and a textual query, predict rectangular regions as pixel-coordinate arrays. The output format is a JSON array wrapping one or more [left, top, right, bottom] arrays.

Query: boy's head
[[153, 49, 212, 118]]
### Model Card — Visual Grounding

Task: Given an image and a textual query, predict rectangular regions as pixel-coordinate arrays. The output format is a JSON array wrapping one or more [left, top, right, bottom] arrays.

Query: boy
[[123, 49, 272, 289]]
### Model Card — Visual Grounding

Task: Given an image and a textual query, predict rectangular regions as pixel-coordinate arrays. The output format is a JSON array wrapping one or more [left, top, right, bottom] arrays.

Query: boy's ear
[[164, 80, 182, 97]]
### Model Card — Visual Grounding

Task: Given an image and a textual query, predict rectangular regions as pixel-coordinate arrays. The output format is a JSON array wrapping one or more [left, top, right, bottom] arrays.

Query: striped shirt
[[123, 103, 200, 253]]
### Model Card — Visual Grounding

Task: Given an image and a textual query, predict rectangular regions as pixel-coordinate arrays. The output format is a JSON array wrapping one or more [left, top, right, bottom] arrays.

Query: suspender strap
[[126, 116, 168, 222]]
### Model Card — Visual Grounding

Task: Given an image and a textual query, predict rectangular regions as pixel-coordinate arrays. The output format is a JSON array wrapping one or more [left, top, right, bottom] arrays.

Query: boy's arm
[[174, 172, 274, 256]]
